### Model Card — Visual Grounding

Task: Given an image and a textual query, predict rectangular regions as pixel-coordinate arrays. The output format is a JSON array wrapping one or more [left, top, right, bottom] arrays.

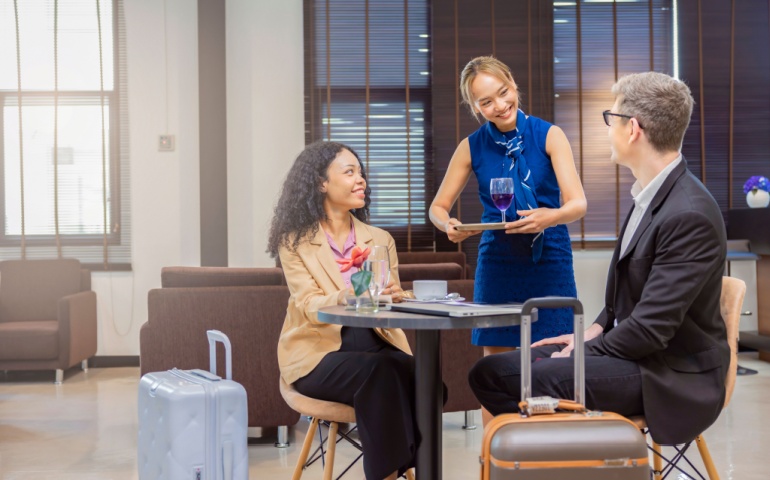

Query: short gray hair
[[612, 72, 694, 153]]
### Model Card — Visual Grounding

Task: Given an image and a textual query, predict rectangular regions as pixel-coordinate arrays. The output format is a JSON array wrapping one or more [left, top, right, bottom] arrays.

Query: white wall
[[572, 250, 613, 322], [92, 0, 607, 356], [91, 0, 200, 356], [226, 0, 305, 268], [93, 0, 305, 355]]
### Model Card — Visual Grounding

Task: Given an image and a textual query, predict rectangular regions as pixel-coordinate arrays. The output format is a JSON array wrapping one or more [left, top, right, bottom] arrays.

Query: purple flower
[[743, 176, 769, 195]]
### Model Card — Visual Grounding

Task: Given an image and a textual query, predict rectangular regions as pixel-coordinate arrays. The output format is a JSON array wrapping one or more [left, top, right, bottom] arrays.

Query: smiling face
[[470, 72, 519, 131], [320, 148, 367, 213]]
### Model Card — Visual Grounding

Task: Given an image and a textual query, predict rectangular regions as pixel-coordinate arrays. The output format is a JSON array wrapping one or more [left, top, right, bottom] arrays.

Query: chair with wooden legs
[[280, 379, 415, 480], [629, 276, 746, 480]]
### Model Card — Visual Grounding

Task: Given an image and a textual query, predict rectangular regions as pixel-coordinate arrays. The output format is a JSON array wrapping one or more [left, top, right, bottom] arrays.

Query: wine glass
[[490, 177, 514, 222], [362, 246, 391, 308]]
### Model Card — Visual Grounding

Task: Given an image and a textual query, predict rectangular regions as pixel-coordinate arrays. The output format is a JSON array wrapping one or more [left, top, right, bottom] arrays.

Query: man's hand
[[530, 333, 573, 354], [530, 323, 604, 358]]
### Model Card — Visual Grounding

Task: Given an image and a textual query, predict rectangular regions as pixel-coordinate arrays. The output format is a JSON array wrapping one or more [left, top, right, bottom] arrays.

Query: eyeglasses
[[602, 110, 644, 129]]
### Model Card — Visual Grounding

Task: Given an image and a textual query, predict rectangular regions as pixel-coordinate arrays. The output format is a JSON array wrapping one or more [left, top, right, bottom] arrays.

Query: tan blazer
[[277, 215, 412, 384]]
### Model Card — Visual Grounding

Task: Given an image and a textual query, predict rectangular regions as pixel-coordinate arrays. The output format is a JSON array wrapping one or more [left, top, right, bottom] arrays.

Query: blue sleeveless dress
[[469, 111, 577, 347]]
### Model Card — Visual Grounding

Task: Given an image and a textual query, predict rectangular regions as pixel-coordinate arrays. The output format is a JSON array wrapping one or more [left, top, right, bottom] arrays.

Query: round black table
[[317, 305, 526, 480]]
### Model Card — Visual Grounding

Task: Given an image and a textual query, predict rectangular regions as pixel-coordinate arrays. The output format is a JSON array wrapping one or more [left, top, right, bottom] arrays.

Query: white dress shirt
[[619, 155, 683, 257]]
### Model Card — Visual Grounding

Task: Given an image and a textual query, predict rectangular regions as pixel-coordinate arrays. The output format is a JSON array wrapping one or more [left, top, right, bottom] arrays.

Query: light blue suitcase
[[138, 330, 248, 480]]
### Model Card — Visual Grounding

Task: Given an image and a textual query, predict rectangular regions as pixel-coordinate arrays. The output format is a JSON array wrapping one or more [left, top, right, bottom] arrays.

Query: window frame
[[0, 91, 122, 247], [0, 0, 122, 249]]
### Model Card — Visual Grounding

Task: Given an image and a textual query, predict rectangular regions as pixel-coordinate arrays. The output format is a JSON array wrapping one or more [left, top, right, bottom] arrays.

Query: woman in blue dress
[[429, 56, 587, 425]]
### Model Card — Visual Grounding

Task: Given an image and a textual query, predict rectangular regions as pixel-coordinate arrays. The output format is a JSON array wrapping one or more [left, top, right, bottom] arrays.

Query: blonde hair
[[459, 56, 518, 121], [612, 72, 694, 153]]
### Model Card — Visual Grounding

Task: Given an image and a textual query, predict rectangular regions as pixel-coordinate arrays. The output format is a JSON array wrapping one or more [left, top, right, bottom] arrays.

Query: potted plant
[[744, 176, 770, 208]]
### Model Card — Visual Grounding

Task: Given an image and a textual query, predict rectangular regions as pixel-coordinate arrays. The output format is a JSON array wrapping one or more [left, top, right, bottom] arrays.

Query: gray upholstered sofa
[[0, 258, 97, 384], [139, 252, 481, 439], [140, 266, 300, 438]]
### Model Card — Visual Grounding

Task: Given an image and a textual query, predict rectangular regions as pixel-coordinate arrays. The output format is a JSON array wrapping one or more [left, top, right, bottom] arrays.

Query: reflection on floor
[[0, 352, 767, 479]]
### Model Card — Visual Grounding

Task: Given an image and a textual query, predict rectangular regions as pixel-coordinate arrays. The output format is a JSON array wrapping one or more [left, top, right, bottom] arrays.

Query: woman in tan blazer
[[268, 141, 416, 480]]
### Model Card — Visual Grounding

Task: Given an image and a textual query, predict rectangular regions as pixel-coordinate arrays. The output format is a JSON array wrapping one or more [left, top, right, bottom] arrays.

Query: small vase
[[746, 189, 770, 208], [356, 289, 379, 314]]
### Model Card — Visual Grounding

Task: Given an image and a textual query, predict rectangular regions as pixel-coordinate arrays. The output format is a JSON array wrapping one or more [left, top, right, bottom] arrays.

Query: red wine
[[492, 193, 513, 210]]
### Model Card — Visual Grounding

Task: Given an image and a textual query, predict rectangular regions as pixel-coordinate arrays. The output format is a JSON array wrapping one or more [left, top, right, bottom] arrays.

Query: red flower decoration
[[336, 246, 371, 272]]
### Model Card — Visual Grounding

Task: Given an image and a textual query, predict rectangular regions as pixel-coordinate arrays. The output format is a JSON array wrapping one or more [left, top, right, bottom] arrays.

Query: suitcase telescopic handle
[[520, 297, 585, 407], [207, 330, 233, 380]]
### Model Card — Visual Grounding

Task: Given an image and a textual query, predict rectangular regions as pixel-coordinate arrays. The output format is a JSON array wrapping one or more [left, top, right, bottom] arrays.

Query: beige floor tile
[[0, 353, 768, 479]]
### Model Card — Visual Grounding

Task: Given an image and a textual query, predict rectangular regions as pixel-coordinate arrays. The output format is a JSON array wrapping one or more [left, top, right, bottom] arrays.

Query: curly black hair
[[267, 141, 371, 257]]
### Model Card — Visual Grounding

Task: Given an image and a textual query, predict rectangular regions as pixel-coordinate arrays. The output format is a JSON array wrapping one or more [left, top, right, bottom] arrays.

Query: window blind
[[554, 0, 673, 243], [304, 0, 434, 252], [0, 0, 129, 270], [678, 0, 770, 215]]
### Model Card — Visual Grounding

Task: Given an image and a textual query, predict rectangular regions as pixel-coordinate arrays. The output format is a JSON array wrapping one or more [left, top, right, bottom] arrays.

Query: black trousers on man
[[468, 344, 645, 416]]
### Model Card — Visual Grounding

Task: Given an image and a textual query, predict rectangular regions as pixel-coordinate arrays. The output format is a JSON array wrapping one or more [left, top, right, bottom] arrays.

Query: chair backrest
[[721, 276, 746, 408], [0, 258, 83, 322]]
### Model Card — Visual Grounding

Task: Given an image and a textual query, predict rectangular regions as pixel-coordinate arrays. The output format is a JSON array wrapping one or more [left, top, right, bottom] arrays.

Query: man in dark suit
[[468, 71, 729, 445]]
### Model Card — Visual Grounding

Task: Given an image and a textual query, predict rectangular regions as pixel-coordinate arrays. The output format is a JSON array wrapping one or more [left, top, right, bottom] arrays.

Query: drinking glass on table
[[490, 177, 514, 222], [359, 246, 390, 313]]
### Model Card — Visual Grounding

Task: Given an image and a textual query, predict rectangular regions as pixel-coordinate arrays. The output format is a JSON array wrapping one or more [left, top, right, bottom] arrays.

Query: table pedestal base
[[415, 330, 442, 480]]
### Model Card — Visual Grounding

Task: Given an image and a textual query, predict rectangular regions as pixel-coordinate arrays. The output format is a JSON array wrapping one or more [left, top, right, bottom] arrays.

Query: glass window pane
[[3, 98, 111, 235], [0, 0, 114, 91]]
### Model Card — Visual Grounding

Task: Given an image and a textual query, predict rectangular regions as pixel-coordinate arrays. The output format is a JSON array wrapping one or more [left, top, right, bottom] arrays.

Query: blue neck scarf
[[486, 110, 544, 263]]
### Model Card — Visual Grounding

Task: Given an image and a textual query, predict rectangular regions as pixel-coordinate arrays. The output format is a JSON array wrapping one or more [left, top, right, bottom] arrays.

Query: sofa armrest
[[58, 290, 98, 368]]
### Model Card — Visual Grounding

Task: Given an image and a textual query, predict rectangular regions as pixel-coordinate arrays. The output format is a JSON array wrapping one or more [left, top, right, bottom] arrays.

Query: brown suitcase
[[479, 297, 650, 480]]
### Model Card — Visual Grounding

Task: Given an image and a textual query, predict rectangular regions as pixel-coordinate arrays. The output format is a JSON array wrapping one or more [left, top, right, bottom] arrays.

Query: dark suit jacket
[[586, 158, 729, 445]]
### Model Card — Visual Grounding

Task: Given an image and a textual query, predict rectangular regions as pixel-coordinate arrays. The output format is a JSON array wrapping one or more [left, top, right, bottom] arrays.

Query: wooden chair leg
[[322, 421, 339, 480], [405, 467, 415, 480], [292, 417, 319, 480], [695, 435, 720, 480], [652, 440, 663, 480]]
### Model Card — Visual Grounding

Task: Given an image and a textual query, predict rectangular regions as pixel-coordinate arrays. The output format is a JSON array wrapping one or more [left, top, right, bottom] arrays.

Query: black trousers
[[293, 327, 417, 480], [468, 344, 645, 417]]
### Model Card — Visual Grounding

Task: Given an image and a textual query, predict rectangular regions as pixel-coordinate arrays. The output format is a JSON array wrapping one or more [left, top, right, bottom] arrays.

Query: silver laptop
[[390, 302, 522, 317]]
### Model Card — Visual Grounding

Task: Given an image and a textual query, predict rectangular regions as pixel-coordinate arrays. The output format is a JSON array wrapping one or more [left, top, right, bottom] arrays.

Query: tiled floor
[[0, 352, 768, 479]]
